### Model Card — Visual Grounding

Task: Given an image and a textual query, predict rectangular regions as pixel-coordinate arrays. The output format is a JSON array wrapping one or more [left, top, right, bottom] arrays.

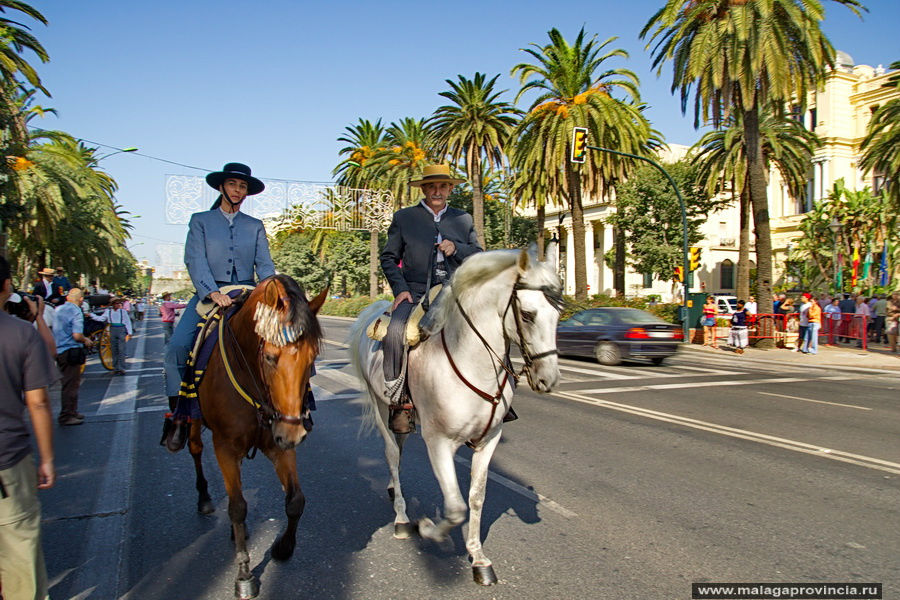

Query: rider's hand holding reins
[[437, 239, 456, 256], [210, 291, 233, 308]]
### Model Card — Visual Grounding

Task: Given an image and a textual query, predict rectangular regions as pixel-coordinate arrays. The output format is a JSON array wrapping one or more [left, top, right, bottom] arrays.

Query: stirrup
[[388, 403, 416, 435], [503, 406, 519, 423]]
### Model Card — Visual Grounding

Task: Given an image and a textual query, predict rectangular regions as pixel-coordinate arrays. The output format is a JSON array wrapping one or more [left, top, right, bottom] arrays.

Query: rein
[[443, 275, 561, 446], [216, 304, 308, 428]]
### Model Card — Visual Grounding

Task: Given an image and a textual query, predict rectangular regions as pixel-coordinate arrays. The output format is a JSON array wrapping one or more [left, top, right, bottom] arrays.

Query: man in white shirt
[[88, 297, 133, 374], [744, 295, 757, 315]]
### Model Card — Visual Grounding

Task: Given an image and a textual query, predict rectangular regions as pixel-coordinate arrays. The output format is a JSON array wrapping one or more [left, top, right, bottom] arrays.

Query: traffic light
[[689, 246, 701, 271], [674, 266, 684, 283], [571, 127, 587, 163]]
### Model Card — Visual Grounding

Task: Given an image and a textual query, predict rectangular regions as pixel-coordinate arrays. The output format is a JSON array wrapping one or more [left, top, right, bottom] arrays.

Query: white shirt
[[798, 302, 811, 326], [744, 301, 757, 314], [419, 200, 449, 263], [89, 307, 133, 335]]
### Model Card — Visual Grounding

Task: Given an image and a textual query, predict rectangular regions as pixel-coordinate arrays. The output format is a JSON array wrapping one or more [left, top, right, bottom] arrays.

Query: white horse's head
[[504, 246, 563, 393], [423, 245, 563, 393]]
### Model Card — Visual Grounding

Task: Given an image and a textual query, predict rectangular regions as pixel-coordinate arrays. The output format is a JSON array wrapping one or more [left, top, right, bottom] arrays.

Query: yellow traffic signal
[[674, 266, 684, 282], [571, 127, 587, 163], [689, 246, 701, 271]]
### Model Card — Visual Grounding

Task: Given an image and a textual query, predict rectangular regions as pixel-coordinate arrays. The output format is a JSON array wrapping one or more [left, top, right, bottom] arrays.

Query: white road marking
[[576, 375, 850, 395], [74, 317, 147, 598], [323, 337, 349, 349], [555, 390, 900, 476], [513, 357, 742, 380], [453, 454, 578, 520], [757, 391, 872, 410]]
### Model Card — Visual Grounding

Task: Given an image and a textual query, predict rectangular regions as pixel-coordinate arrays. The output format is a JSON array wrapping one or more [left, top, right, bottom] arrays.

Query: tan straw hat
[[409, 164, 466, 188], [38, 267, 55, 276]]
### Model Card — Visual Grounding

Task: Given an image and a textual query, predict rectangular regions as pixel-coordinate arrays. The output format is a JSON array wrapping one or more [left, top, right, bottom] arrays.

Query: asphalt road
[[35, 313, 899, 599]]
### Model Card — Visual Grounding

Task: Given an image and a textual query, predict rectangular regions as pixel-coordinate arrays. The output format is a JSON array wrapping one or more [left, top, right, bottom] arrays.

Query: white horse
[[349, 247, 562, 585]]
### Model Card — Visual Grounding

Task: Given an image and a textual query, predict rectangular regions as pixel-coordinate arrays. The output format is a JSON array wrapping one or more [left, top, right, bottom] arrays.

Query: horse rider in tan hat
[[379, 164, 482, 433]]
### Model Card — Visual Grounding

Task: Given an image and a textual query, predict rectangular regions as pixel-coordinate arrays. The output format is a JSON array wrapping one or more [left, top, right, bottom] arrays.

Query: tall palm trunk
[[470, 151, 486, 249], [614, 224, 626, 297], [745, 108, 774, 347], [736, 180, 751, 300], [536, 204, 546, 259], [564, 159, 588, 300]]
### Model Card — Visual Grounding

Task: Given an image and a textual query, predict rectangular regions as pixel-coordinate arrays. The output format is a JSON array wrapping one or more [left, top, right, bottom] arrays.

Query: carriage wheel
[[99, 327, 114, 371]]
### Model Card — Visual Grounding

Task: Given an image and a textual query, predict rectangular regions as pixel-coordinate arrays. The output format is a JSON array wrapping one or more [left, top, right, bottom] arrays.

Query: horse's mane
[[422, 248, 559, 336], [252, 274, 322, 348]]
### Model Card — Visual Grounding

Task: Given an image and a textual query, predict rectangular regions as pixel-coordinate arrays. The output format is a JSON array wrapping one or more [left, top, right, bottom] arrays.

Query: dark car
[[556, 307, 682, 366]]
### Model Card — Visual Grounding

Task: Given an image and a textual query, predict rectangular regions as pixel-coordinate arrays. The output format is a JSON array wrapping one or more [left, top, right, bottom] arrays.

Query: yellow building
[[540, 54, 897, 300]]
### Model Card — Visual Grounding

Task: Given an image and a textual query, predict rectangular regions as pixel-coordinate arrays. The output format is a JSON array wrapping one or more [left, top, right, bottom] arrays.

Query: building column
[[601, 224, 614, 295], [585, 221, 595, 296]]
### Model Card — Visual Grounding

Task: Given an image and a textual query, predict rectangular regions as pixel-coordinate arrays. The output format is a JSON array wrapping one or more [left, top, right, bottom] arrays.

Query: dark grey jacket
[[380, 203, 482, 299]]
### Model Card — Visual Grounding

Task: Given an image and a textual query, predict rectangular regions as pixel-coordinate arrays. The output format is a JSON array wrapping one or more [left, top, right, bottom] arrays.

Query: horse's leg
[[265, 447, 304, 561], [419, 435, 467, 542], [369, 386, 414, 538], [212, 440, 257, 599], [465, 429, 502, 586], [189, 420, 214, 515]]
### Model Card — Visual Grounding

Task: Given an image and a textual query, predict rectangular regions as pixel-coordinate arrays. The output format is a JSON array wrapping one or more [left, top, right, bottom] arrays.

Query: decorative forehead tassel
[[254, 303, 303, 347]]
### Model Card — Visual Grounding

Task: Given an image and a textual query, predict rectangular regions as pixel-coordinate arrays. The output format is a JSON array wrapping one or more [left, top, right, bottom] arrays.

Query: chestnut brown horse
[[187, 274, 326, 599]]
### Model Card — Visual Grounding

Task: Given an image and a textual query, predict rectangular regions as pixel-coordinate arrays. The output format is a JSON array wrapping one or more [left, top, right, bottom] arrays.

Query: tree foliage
[[860, 60, 900, 208], [605, 160, 725, 281], [791, 179, 899, 292]]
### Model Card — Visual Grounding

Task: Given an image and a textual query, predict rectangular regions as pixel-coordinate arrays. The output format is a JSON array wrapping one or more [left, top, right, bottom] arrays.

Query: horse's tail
[[348, 300, 392, 435]]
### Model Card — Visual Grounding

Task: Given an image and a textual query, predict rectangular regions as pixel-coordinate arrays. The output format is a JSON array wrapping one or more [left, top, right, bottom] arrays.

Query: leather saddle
[[366, 285, 442, 347]]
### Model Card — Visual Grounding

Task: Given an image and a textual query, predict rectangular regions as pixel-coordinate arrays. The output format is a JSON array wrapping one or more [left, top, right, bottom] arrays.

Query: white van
[[714, 295, 737, 315]]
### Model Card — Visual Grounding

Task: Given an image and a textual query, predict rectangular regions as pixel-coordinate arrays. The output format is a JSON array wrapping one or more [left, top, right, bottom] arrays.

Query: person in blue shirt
[[53, 288, 93, 425], [162, 163, 275, 449]]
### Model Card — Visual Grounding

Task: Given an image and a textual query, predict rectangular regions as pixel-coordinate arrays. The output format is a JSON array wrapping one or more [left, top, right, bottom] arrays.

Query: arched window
[[720, 260, 735, 290]]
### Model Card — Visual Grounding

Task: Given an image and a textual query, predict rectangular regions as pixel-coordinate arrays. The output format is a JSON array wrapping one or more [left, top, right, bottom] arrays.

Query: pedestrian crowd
[[717, 290, 900, 356]]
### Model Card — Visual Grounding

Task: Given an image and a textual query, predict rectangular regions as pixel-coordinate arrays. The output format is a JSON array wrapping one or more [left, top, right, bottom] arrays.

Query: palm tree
[[692, 110, 819, 298], [511, 27, 658, 299], [333, 118, 386, 189], [368, 117, 434, 210], [429, 73, 521, 248], [642, 0, 865, 331], [860, 61, 900, 208]]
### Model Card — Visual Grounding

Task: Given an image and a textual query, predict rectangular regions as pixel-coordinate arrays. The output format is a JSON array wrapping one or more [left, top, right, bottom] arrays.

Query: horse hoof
[[197, 499, 215, 515], [393, 522, 416, 539], [234, 576, 259, 599], [472, 564, 498, 586], [387, 486, 395, 501]]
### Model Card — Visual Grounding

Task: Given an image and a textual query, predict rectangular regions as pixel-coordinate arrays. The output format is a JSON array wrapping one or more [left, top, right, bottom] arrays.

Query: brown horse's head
[[243, 275, 326, 450]]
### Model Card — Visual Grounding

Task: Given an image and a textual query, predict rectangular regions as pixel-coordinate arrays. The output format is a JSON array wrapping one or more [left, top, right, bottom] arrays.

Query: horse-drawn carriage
[[84, 294, 114, 371]]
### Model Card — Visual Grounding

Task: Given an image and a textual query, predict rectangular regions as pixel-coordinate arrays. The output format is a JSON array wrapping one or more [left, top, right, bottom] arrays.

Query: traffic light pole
[[585, 145, 691, 343]]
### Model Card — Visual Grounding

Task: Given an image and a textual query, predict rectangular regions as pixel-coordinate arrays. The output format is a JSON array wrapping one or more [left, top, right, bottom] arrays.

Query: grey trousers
[[109, 325, 128, 371]]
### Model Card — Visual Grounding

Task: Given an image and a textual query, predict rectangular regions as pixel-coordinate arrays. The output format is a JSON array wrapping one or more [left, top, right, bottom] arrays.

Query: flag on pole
[[880, 243, 890, 287], [851, 246, 860, 287], [862, 247, 873, 280]]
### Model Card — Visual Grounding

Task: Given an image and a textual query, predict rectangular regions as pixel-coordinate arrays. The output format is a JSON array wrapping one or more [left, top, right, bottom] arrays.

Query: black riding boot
[[160, 396, 188, 452]]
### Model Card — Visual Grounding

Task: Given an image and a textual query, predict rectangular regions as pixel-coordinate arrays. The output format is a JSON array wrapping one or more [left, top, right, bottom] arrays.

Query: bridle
[[442, 273, 562, 446], [216, 302, 311, 430]]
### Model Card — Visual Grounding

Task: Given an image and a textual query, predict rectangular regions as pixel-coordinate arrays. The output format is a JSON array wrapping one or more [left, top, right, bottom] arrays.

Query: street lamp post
[[828, 218, 842, 296]]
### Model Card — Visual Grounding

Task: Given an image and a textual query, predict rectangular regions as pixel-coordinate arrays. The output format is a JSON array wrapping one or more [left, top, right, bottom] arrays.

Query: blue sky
[[28, 0, 900, 265]]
